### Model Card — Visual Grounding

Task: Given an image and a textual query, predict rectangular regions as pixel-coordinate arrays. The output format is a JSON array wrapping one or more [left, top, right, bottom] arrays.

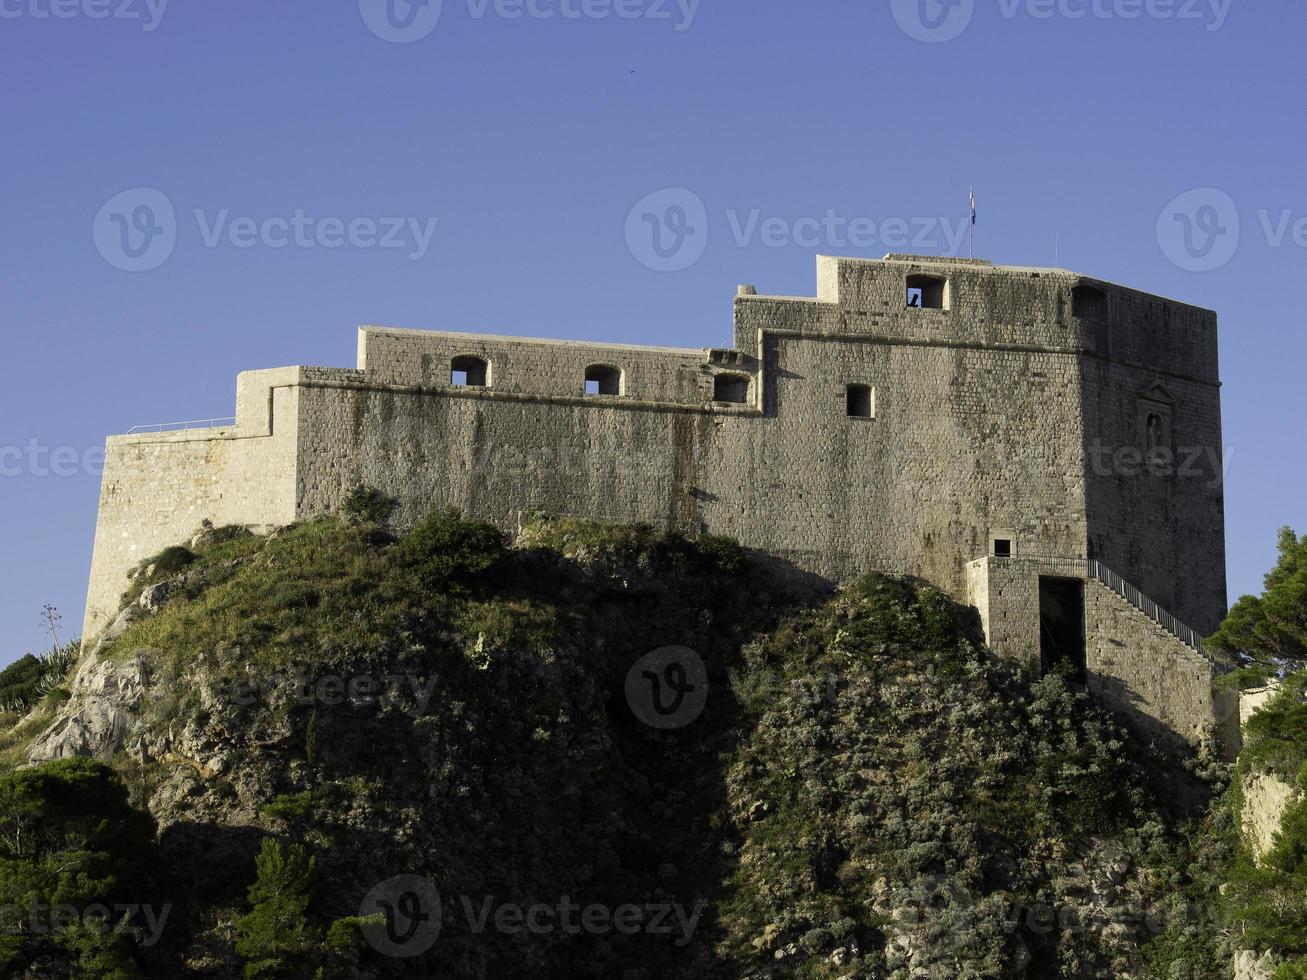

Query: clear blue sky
[[1, 0, 1301, 664]]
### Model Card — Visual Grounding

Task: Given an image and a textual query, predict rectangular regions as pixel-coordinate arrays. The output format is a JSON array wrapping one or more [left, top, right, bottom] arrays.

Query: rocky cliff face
[[1229, 680, 1306, 980], [5, 515, 1238, 978], [1241, 770, 1299, 864]]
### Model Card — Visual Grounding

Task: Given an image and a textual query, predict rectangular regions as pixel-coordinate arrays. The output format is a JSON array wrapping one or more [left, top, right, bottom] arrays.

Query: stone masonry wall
[[80, 369, 302, 639], [1080, 356, 1226, 634], [734, 255, 1225, 631], [291, 329, 1087, 596], [965, 557, 1043, 668], [358, 328, 727, 404]]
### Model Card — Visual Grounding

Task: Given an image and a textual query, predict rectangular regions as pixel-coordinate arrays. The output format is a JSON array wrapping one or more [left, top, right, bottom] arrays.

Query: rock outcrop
[[27, 653, 149, 762]]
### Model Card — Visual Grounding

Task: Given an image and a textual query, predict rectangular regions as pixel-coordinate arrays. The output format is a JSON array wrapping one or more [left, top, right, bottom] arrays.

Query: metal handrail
[[993, 554, 1091, 575], [1087, 560, 1211, 659], [127, 417, 236, 434], [988, 553, 1217, 665]]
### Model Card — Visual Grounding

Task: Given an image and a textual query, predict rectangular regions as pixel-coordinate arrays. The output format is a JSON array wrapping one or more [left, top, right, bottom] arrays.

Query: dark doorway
[[1039, 577, 1086, 682]]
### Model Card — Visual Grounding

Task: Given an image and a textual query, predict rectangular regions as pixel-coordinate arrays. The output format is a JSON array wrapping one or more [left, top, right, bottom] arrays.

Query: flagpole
[[969, 186, 974, 259]]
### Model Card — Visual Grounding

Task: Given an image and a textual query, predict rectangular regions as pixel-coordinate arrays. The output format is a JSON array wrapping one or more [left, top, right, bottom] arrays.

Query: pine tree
[[1210, 527, 1307, 673], [233, 839, 321, 978]]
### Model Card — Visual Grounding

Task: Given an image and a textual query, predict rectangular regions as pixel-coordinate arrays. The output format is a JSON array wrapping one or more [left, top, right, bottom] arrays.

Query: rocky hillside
[[0, 507, 1292, 978]]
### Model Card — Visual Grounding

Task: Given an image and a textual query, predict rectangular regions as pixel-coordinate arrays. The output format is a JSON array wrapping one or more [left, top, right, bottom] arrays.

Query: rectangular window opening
[[846, 385, 875, 418], [906, 276, 947, 309], [713, 375, 749, 404]]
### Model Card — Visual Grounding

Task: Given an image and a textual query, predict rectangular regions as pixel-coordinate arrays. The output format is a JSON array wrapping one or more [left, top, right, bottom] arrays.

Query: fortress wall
[[80, 370, 302, 639], [739, 258, 1084, 351], [1087, 284, 1219, 380], [819, 255, 1077, 333], [730, 257, 1224, 626], [1080, 356, 1227, 635], [748, 259, 1218, 379], [358, 327, 719, 405], [291, 325, 1089, 601], [80, 255, 1226, 690], [292, 381, 711, 536], [698, 334, 1088, 592]]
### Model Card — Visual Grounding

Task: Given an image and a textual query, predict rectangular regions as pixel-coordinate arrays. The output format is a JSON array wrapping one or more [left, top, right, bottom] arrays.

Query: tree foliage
[[0, 759, 157, 976], [1210, 527, 1307, 673], [234, 839, 322, 978], [234, 837, 368, 978]]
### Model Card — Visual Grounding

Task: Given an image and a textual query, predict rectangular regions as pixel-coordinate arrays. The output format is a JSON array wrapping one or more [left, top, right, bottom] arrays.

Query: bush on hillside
[[0, 639, 80, 714], [340, 484, 399, 528], [399, 506, 508, 593]]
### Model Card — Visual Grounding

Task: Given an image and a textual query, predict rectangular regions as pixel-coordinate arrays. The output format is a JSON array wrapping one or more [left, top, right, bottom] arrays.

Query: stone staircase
[[1084, 574, 1224, 674], [1085, 559, 1211, 658]]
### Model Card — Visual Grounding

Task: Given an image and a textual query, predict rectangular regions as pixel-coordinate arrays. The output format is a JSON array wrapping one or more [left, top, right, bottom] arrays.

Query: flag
[[970, 187, 976, 226]]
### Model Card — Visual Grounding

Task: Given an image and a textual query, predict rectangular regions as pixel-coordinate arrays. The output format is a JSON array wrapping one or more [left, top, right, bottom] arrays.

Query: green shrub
[[399, 507, 507, 593], [132, 545, 198, 581], [697, 533, 746, 576], [0, 655, 43, 710], [1224, 683, 1307, 964], [263, 790, 315, 828], [340, 485, 399, 527], [1226, 788, 1307, 957], [0, 640, 80, 714], [325, 914, 384, 954], [1241, 673, 1307, 782]]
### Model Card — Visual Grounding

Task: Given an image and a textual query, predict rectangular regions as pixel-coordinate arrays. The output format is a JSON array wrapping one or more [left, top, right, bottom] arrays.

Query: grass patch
[[0, 699, 62, 770]]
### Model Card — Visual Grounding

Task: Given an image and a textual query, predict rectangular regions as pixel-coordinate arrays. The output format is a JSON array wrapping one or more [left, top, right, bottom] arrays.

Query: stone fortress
[[82, 254, 1237, 750]]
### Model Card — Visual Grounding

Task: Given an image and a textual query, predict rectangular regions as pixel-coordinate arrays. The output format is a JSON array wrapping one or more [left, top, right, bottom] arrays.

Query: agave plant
[[0, 639, 80, 715], [40, 639, 79, 676], [33, 640, 79, 698]]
